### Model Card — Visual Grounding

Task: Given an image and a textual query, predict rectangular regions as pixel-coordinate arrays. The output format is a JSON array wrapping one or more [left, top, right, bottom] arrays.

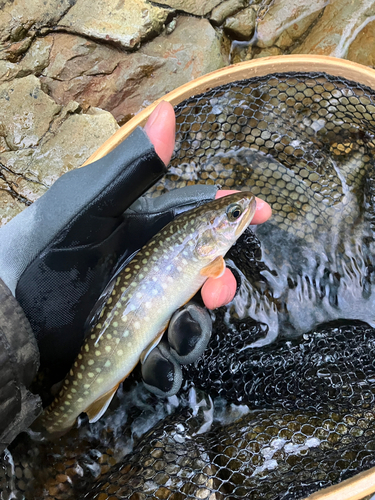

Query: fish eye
[[226, 203, 243, 221]]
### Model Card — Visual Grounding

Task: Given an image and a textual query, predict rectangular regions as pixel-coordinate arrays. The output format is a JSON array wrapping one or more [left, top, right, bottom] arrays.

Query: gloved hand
[[0, 101, 271, 395]]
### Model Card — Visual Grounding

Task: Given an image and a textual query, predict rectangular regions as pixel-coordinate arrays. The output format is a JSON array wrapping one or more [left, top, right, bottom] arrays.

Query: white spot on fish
[[123, 330, 129, 337], [134, 321, 140, 330], [105, 346, 111, 353], [104, 360, 111, 367]]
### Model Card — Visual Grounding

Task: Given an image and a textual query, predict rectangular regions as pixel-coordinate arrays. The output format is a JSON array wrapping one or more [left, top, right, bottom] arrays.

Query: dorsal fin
[[85, 384, 119, 423], [200, 255, 226, 279]]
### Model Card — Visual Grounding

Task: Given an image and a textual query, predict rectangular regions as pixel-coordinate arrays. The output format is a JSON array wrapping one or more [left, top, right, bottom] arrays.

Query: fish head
[[194, 191, 257, 260]]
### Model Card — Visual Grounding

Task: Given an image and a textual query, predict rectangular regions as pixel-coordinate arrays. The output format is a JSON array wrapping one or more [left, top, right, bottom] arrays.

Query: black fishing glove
[[0, 126, 217, 391]]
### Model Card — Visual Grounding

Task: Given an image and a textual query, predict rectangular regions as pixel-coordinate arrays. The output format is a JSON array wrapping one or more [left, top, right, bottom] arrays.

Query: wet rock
[[0, 75, 61, 150], [347, 20, 375, 67], [292, 0, 375, 58], [0, 38, 51, 81], [253, 46, 283, 58], [256, 0, 327, 49], [42, 17, 229, 123], [230, 41, 253, 64], [274, 11, 323, 50], [31, 108, 119, 186], [152, 0, 222, 16], [224, 7, 256, 41], [210, 0, 247, 26], [41, 33, 164, 124], [0, 0, 74, 45], [0, 75, 118, 225], [58, 0, 170, 50]]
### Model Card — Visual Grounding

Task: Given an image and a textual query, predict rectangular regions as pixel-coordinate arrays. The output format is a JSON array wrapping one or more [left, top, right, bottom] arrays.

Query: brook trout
[[41, 192, 256, 434]]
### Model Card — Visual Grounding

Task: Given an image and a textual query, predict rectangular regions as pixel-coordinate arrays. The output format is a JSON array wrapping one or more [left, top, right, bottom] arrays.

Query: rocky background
[[0, 0, 374, 225]]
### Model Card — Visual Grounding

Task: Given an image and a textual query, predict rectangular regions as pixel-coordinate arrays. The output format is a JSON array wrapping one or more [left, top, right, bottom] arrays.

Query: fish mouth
[[235, 195, 257, 236]]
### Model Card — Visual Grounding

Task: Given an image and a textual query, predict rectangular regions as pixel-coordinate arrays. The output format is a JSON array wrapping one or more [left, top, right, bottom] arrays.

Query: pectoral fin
[[85, 384, 119, 423], [200, 256, 226, 279]]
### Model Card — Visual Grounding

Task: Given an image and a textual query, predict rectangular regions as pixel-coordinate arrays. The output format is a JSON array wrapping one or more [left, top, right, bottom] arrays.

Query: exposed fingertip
[[251, 197, 272, 225], [201, 268, 237, 309], [144, 101, 175, 165]]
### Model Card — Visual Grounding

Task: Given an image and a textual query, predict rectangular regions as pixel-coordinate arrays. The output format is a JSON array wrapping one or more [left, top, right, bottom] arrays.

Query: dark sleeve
[[9, 127, 166, 377], [0, 279, 41, 453]]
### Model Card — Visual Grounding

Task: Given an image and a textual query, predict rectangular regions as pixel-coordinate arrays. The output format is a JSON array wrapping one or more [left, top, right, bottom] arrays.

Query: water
[[5, 73, 375, 498]]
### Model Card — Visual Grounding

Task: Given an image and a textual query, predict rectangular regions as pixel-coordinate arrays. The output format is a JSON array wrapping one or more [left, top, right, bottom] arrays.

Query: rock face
[[210, 0, 247, 25], [58, 0, 171, 50], [0, 76, 118, 226], [0, 75, 61, 150], [151, 0, 223, 16], [224, 7, 256, 40], [42, 17, 229, 123], [256, 0, 327, 49], [292, 0, 375, 57], [347, 20, 375, 67], [0, 0, 74, 45]]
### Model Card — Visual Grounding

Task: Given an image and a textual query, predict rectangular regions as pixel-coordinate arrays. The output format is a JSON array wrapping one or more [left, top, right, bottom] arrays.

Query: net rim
[[84, 55, 375, 166], [83, 54, 375, 500]]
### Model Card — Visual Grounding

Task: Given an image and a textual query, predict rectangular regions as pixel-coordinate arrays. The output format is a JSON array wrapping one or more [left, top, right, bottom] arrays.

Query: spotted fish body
[[41, 192, 256, 434]]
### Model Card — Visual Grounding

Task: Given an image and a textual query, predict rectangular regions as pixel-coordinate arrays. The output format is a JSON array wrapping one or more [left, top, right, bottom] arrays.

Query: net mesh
[[3, 71, 375, 500]]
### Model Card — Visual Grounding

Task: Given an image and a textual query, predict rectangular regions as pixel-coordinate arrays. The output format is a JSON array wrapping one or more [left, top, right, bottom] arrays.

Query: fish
[[7, 72, 375, 500], [40, 191, 256, 435]]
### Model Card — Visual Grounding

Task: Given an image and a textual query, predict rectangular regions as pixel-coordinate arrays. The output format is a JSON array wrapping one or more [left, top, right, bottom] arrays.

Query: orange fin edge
[[200, 255, 226, 279]]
